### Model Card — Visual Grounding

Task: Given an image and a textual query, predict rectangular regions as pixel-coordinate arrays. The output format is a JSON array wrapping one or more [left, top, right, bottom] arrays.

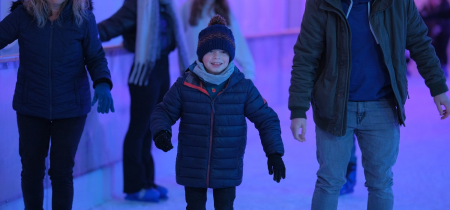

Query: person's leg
[[17, 113, 51, 210], [355, 100, 399, 210], [122, 81, 160, 201], [48, 115, 87, 210], [185, 187, 207, 210], [122, 81, 155, 193], [340, 135, 357, 195], [123, 57, 170, 200], [311, 102, 358, 210], [213, 187, 236, 210], [141, 57, 171, 197]]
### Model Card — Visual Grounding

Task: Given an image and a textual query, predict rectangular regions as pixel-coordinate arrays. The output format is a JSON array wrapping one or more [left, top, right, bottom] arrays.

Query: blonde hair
[[23, 0, 90, 27]]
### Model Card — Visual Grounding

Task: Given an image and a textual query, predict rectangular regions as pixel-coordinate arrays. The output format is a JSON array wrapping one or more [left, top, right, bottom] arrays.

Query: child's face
[[202, 49, 230, 75]]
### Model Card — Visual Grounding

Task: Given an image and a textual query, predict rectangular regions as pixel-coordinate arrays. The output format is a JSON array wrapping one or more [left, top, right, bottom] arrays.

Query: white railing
[[0, 29, 300, 64]]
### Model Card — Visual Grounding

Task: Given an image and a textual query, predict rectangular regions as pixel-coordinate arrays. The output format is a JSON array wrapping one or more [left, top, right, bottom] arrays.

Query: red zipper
[[206, 106, 214, 187], [183, 80, 227, 187]]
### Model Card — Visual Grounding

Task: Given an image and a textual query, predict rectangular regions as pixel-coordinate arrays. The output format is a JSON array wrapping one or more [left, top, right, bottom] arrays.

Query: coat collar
[[321, 0, 393, 17], [184, 62, 245, 91]]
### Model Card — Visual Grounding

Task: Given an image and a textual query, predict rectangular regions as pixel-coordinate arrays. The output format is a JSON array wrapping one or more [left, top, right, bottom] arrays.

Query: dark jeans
[[185, 186, 236, 210], [123, 57, 170, 193], [17, 113, 87, 210]]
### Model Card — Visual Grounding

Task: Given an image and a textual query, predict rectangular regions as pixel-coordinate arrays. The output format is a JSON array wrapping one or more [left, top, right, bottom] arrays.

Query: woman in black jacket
[[97, 0, 189, 202], [0, 0, 114, 209]]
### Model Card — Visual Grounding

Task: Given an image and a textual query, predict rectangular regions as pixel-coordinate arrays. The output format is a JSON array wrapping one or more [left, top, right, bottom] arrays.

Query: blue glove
[[91, 83, 115, 114]]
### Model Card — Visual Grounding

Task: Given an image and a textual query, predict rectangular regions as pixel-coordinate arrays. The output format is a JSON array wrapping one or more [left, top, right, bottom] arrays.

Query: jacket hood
[[341, 0, 372, 4], [10, 0, 94, 12]]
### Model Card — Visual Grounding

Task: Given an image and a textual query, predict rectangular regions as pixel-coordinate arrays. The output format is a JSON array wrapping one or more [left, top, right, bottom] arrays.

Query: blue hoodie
[[342, 0, 394, 101]]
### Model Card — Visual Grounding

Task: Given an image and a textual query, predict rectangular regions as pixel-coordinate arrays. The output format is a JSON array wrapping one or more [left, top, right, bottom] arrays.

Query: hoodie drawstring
[[368, 2, 380, 44]]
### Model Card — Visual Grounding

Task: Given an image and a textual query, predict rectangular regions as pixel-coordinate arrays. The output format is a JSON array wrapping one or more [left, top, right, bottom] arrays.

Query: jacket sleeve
[[83, 12, 112, 87], [405, 0, 448, 96], [229, 13, 255, 81], [0, 7, 20, 50], [150, 77, 183, 137], [97, 0, 137, 42], [244, 81, 284, 156], [288, 0, 326, 119]]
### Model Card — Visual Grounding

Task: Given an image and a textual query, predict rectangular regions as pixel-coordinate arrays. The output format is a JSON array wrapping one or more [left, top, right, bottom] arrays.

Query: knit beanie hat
[[197, 14, 235, 62]]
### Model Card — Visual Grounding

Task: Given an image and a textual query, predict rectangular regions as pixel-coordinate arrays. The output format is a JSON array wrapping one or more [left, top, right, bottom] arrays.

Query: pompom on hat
[[197, 14, 235, 62]]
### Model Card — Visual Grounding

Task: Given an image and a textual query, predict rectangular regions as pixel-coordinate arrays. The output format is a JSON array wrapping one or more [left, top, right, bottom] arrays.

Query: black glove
[[267, 154, 286, 183], [154, 130, 173, 152]]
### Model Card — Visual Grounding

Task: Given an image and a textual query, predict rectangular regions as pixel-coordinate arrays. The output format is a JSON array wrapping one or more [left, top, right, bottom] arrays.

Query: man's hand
[[290, 118, 307, 142], [433, 92, 450, 120]]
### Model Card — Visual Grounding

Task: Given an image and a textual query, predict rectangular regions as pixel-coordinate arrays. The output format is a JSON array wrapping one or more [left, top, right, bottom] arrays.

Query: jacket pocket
[[312, 81, 336, 119]]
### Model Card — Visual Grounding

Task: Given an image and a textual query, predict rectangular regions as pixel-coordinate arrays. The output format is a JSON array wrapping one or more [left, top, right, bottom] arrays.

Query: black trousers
[[123, 57, 170, 193], [17, 113, 87, 210], [185, 186, 236, 210]]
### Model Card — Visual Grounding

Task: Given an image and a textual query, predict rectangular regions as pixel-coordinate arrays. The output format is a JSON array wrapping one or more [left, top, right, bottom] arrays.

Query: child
[[150, 15, 285, 209]]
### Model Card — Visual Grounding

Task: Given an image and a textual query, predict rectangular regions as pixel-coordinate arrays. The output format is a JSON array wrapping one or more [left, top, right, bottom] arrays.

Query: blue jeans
[[311, 100, 400, 210]]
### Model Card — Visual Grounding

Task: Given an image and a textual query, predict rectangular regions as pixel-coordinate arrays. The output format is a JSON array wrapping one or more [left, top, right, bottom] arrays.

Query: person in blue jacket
[[150, 15, 286, 210], [0, 0, 114, 209]]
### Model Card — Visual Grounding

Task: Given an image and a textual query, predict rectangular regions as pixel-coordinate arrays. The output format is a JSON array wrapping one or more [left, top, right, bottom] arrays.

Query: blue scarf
[[193, 60, 235, 85]]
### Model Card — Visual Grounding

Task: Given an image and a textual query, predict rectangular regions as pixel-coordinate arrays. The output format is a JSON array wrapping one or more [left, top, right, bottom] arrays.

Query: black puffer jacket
[[0, 0, 112, 120], [151, 63, 284, 189]]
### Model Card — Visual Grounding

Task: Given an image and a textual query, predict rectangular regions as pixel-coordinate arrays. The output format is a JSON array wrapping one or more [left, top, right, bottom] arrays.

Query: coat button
[[338, 93, 344, 98]]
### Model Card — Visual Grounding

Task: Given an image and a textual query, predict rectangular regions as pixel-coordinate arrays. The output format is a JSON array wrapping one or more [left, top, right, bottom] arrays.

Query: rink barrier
[[0, 28, 300, 65]]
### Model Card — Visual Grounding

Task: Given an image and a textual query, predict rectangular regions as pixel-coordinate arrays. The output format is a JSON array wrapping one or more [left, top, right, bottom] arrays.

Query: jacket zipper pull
[[211, 101, 215, 114]]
